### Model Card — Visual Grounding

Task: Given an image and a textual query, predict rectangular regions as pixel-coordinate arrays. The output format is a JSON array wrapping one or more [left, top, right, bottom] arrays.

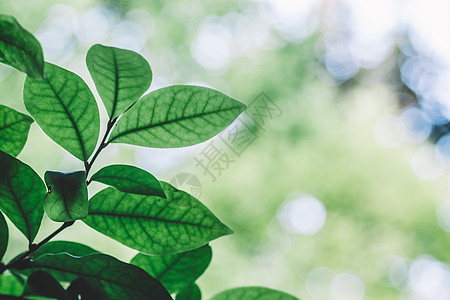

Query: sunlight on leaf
[[90, 164, 165, 197], [23, 63, 100, 163], [86, 44, 152, 120], [83, 182, 232, 255], [0, 275, 23, 297], [109, 85, 246, 148]]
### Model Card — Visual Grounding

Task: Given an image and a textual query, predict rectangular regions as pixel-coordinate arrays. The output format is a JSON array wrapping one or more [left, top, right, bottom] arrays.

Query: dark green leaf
[[90, 164, 165, 197], [0, 15, 44, 78], [0, 150, 45, 242], [211, 287, 299, 300], [176, 283, 201, 300], [0, 212, 8, 262], [0, 294, 29, 300], [83, 182, 232, 255], [43, 171, 88, 222], [0, 105, 33, 157], [67, 277, 103, 300], [22, 252, 172, 300], [23, 63, 100, 163], [0, 275, 23, 297], [109, 85, 246, 148], [32, 241, 98, 259], [86, 44, 152, 120], [131, 244, 211, 293], [22, 271, 71, 300]]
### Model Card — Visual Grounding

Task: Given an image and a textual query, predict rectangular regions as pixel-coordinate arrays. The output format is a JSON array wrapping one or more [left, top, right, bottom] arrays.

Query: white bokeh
[[278, 193, 326, 235], [330, 272, 365, 300]]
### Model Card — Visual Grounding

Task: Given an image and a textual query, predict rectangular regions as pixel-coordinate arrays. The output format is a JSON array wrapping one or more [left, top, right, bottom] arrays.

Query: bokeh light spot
[[330, 272, 365, 300], [278, 193, 326, 235]]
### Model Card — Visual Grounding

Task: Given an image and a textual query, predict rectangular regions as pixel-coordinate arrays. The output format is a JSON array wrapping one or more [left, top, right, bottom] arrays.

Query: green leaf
[[22, 252, 172, 300], [23, 63, 100, 163], [176, 283, 201, 300], [0, 15, 44, 78], [86, 44, 152, 120], [90, 164, 165, 197], [211, 287, 300, 300], [32, 241, 98, 258], [83, 182, 232, 255], [109, 85, 246, 148], [22, 271, 71, 300], [131, 244, 211, 293], [0, 275, 23, 297], [43, 171, 88, 222], [67, 277, 103, 300], [0, 105, 33, 157], [0, 212, 8, 262], [0, 150, 45, 242]]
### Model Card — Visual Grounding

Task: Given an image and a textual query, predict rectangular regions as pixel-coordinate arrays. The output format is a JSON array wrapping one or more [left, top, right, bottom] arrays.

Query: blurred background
[[1, 0, 450, 299]]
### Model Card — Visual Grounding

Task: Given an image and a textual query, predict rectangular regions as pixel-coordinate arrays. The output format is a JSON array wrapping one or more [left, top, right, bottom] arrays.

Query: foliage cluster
[[0, 15, 298, 300]]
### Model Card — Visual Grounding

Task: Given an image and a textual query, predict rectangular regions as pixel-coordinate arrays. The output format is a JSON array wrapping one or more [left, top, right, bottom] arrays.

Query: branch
[[85, 117, 118, 178], [1, 221, 75, 273]]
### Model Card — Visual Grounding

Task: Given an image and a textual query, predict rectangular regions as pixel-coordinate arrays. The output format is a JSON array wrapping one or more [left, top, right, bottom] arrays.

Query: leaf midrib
[[0, 36, 40, 71], [2, 169, 32, 239], [109, 105, 242, 143], [110, 49, 119, 119], [46, 77, 87, 163], [0, 117, 32, 132], [88, 211, 214, 229], [156, 252, 187, 280]]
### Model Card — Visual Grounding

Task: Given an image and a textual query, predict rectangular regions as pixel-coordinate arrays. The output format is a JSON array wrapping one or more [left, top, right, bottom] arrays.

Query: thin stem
[[85, 117, 117, 177], [1, 221, 75, 274]]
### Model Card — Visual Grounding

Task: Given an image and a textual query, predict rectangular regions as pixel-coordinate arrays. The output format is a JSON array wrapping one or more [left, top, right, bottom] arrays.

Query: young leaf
[[210, 287, 299, 300], [32, 240, 98, 258], [0, 15, 44, 78], [131, 244, 212, 293], [21, 252, 172, 300], [83, 182, 232, 255], [108, 85, 246, 148], [0, 212, 8, 262], [86, 44, 152, 119], [176, 283, 201, 300], [23, 63, 100, 163], [0, 150, 45, 242], [90, 164, 165, 198], [22, 271, 71, 300], [43, 171, 88, 222], [0, 105, 33, 157]]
